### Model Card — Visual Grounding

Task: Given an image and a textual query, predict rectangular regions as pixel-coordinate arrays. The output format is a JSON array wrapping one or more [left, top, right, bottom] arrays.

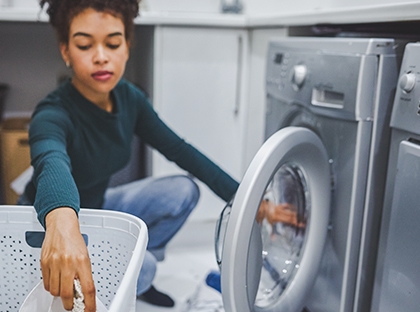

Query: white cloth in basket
[[19, 279, 107, 312], [71, 279, 85, 312]]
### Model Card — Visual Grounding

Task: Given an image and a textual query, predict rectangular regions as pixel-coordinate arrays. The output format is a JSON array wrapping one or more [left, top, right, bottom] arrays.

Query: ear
[[125, 40, 131, 61], [59, 42, 70, 65]]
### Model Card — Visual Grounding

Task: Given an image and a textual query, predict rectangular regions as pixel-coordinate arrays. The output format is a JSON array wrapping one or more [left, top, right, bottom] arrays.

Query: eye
[[77, 45, 91, 51], [107, 44, 120, 50]]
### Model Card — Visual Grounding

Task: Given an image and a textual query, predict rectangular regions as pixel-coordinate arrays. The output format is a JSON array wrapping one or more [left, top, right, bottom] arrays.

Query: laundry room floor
[[135, 219, 224, 312]]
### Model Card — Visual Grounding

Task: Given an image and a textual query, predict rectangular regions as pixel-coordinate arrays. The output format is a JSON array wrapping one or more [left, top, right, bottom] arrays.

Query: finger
[[256, 204, 266, 223], [297, 221, 307, 228], [77, 259, 96, 312], [40, 258, 51, 292], [269, 208, 298, 225], [79, 275, 96, 312], [47, 262, 61, 297], [278, 203, 295, 211], [60, 270, 76, 311]]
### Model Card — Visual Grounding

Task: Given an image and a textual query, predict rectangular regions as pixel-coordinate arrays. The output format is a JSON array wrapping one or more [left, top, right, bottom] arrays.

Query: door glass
[[255, 163, 309, 308]]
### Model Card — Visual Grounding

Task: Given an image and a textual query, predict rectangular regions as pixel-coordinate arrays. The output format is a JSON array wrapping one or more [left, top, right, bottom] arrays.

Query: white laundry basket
[[0, 205, 148, 312]]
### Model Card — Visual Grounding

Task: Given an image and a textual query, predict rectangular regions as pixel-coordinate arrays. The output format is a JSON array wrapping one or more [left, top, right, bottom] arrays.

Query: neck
[[71, 79, 114, 113], [95, 97, 113, 113]]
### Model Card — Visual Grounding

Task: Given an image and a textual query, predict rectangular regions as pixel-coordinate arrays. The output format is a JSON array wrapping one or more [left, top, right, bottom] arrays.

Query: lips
[[92, 70, 113, 81]]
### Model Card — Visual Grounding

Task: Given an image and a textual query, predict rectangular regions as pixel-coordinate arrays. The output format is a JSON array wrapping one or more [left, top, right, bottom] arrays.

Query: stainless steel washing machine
[[370, 42, 420, 312], [216, 37, 399, 312]]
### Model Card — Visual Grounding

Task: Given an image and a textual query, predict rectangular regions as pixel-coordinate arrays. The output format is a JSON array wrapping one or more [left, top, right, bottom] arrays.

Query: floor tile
[[136, 219, 222, 312]]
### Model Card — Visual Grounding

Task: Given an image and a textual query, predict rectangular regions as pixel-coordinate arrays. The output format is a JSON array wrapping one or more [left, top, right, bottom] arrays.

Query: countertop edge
[[248, 2, 420, 27], [1, 3, 420, 27]]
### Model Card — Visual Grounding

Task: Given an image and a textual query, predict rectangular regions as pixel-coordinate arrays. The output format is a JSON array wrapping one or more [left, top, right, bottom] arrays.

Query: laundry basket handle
[[25, 231, 88, 248]]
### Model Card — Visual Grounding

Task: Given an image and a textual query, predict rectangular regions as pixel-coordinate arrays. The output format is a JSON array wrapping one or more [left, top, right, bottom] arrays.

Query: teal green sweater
[[23, 79, 239, 228]]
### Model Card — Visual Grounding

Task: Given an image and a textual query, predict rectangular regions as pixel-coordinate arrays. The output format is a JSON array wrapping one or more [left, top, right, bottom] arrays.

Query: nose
[[93, 45, 108, 65]]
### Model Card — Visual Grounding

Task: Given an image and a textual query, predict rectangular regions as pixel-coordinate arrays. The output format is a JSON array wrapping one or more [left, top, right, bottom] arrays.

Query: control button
[[291, 64, 307, 89], [399, 72, 416, 93]]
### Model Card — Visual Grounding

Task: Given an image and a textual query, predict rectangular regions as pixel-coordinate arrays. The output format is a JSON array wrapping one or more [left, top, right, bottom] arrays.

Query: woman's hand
[[42, 207, 96, 312], [257, 200, 306, 228]]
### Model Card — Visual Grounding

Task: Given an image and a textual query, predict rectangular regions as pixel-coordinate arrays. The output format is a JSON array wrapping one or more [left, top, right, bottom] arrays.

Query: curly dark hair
[[39, 0, 140, 43]]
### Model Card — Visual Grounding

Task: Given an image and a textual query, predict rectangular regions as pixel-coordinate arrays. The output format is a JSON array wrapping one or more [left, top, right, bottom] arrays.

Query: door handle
[[234, 34, 243, 116]]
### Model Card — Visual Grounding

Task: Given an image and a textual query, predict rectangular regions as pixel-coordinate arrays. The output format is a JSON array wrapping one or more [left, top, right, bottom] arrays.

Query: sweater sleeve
[[134, 97, 239, 202], [29, 105, 80, 228]]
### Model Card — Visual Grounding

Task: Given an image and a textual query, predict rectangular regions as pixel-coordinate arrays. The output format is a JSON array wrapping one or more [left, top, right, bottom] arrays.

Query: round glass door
[[256, 164, 308, 308], [220, 127, 330, 312]]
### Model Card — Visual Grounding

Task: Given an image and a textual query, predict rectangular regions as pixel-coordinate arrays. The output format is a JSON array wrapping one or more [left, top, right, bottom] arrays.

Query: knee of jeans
[[177, 176, 200, 212]]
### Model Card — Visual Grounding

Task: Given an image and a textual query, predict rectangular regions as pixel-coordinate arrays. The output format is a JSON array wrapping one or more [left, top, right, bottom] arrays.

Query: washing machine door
[[219, 126, 330, 312]]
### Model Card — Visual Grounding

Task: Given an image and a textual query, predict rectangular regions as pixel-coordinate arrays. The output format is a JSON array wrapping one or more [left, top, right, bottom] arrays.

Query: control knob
[[291, 64, 307, 89], [399, 72, 416, 93]]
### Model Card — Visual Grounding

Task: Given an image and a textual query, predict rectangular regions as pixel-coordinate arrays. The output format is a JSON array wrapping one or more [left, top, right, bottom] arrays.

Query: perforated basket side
[[0, 207, 43, 312], [79, 210, 148, 312], [0, 206, 148, 312]]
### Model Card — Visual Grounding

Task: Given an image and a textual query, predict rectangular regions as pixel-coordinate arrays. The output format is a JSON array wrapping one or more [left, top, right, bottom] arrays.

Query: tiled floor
[[136, 219, 224, 312]]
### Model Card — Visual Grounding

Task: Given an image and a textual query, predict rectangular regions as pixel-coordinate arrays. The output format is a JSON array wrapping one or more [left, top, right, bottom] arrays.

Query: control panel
[[391, 42, 420, 134], [266, 42, 378, 121]]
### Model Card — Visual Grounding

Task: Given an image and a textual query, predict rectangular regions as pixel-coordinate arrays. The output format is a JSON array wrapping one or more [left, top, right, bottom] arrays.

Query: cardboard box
[[0, 118, 31, 204]]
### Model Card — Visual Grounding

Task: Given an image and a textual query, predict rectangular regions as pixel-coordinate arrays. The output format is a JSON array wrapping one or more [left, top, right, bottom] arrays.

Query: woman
[[20, 0, 239, 310]]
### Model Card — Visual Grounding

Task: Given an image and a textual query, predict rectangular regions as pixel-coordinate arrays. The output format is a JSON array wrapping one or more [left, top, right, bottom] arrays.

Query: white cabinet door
[[152, 26, 249, 221]]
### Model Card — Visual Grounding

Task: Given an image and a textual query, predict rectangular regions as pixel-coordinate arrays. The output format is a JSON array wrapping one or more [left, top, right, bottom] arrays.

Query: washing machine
[[370, 42, 420, 311], [215, 37, 399, 312]]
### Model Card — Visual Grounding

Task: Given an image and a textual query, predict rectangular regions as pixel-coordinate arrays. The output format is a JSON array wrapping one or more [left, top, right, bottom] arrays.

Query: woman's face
[[60, 8, 129, 103]]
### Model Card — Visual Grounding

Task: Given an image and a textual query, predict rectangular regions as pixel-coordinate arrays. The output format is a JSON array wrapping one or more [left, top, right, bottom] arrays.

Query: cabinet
[[152, 26, 250, 221]]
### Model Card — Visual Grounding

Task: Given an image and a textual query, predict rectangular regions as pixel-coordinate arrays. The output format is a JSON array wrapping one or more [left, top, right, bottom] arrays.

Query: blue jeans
[[103, 175, 200, 295]]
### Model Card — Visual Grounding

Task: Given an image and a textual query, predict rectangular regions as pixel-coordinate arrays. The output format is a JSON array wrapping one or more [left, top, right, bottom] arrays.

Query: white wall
[[0, 22, 65, 116], [244, 0, 335, 15], [141, 0, 220, 13]]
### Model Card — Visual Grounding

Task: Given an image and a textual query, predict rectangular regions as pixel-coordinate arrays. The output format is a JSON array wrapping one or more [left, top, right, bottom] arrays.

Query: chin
[[92, 81, 118, 93]]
